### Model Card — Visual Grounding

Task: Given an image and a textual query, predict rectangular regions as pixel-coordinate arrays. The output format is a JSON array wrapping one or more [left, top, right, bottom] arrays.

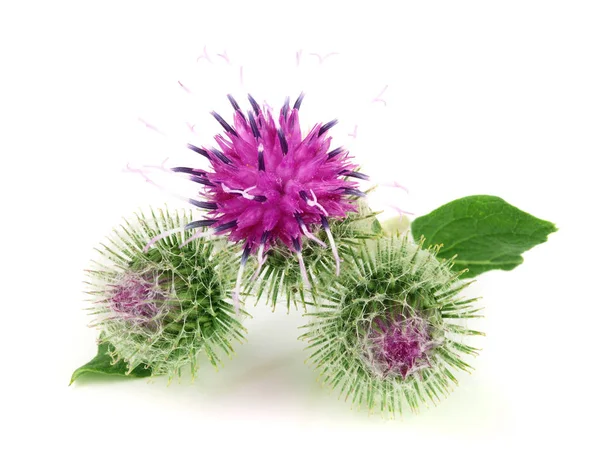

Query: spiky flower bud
[[301, 235, 483, 416], [85, 208, 248, 379]]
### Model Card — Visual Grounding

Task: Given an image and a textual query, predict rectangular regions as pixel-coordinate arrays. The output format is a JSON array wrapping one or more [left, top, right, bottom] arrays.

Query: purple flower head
[[149, 94, 368, 309], [363, 315, 441, 380], [178, 94, 362, 248], [108, 271, 170, 324]]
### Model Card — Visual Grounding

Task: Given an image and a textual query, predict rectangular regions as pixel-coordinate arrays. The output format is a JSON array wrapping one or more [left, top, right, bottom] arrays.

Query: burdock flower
[[301, 235, 483, 416], [362, 315, 442, 380], [143, 94, 367, 310], [107, 271, 170, 324], [82, 208, 248, 380]]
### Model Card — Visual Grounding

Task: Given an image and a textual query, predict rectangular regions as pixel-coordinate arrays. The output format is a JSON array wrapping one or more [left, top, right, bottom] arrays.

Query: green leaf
[[411, 195, 557, 278], [70, 341, 153, 384]]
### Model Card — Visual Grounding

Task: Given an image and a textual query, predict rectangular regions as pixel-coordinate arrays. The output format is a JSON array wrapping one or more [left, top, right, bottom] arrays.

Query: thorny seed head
[[300, 235, 483, 416], [86, 208, 248, 379]]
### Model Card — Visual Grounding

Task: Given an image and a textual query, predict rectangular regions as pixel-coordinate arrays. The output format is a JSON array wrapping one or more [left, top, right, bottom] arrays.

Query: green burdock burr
[[301, 235, 483, 416], [72, 208, 248, 383]]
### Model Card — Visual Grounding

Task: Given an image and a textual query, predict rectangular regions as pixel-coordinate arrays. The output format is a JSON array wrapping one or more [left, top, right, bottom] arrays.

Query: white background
[[1, 1, 599, 467]]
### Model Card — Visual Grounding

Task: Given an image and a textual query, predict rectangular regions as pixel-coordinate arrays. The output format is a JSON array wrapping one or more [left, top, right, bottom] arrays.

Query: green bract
[[74, 208, 248, 382], [301, 235, 482, 417], [247, 198, 383, 311]]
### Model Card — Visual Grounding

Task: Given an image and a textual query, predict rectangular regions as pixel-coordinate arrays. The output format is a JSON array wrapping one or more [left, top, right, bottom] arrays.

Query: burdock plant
[[71, 208, 248, 383], [301, 235, 483, 416], [74, 51, 557, 417]]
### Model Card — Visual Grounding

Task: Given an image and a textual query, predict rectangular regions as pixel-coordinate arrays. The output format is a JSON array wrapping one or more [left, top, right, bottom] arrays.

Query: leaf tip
[[69, 369, 82, 386]]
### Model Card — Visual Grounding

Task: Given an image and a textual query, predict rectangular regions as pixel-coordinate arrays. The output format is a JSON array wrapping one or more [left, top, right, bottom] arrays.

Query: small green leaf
[[411, 195, 557, 278], [70, 341, 153, 384]]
